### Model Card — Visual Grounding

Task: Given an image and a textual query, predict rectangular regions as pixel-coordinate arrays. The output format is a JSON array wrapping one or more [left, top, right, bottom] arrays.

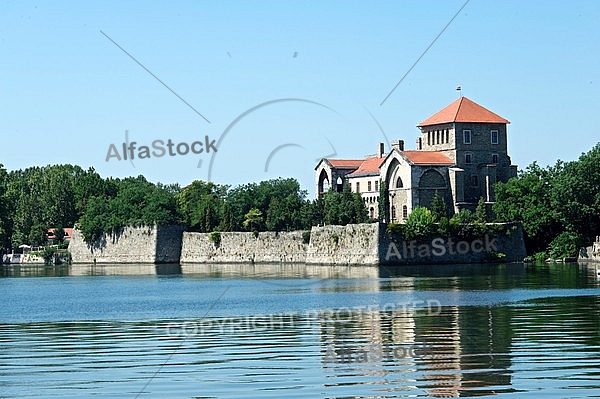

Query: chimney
[[391, 139, 405, 152], [378, 142, 385, 158]]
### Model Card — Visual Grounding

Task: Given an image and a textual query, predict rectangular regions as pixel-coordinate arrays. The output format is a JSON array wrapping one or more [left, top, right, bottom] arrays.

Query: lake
[[1, 262, 600, 398]]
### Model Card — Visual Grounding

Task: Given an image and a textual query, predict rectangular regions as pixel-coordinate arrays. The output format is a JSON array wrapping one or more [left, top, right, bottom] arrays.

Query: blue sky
[[2, 0, 599, 197]]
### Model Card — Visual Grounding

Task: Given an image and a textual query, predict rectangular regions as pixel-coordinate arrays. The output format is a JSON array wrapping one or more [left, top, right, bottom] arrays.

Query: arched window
[[391, 206, 397, 221], [336, 176, 343, 192], [396, 176, 404, 188], [370, 207, 375, 219], [402, 205, 408, 219]]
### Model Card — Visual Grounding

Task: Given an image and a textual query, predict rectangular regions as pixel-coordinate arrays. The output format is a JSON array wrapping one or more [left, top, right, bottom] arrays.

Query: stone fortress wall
[[69, 222, 526, 266]]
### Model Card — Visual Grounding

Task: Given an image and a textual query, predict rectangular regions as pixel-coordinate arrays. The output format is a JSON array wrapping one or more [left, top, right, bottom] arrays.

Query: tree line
[[2, 142, 599, 257], [493, 143, 600, 259], [0, 164, 368, 248]]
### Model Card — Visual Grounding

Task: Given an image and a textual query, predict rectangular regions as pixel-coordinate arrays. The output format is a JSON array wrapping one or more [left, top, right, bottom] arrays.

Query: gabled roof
[[328, 159, 364, 168], [314, 158, 363, 171], [402, 151, 454, 165], [417, 97, 509, 127], [348, 157, 383, 177]]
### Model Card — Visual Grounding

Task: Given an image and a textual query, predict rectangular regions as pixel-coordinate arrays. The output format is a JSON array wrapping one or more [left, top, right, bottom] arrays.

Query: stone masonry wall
[[305, 223, 380, 265], [70, 222, 527, 265], [69, 225, 184, 264], [180, 231, 308, 264], [578, 238, 600, 263], [379, 222, 527, 265]]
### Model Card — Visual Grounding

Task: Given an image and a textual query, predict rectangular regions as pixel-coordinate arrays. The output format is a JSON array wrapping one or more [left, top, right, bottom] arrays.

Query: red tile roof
[[417, 97, 509, 127], [402, 151, 454, 165], [329, 159, 364, 168], [47, 227, 74, 239], [348, 157, 383, 176]]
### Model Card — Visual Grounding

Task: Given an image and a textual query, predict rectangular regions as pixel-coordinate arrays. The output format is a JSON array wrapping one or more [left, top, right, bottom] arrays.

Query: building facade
[[314, 97, 518, 222]]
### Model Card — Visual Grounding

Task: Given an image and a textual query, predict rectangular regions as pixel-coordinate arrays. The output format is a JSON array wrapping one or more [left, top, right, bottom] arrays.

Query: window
[[436, 130, 440, 144], [370, 207, 375, 219], [445, 129, 449, 143], [391, 206, 396, 221], [491, 130, 499, 145], [463, 130, 471, 144], [492, 154, 499, 164], [356, 182, 360, 193], [402, 205, 408, 219], [465, 153, 472, 165], [427, 131, 431, 145], [349, 183, 352, 192], [396, 176, 403, 188], [368, 181, 372, 191], [375, 180, 379, 192], [471, 175, 479, 187]]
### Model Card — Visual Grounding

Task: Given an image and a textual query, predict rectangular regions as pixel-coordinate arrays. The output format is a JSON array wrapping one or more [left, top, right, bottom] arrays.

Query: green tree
[[53, 225, 66, 244], [243, 208, 263, 231], [177, 180, 226, 232], [494, 161, 562, 254], [227, 178, 307, 232], [300, 198, 324, 228], [323, 185, 368, 225], [0, 164, 10, 249], [220, 201, 235, 232], [475, 197, 488, 223], [551, 143, 600, 244], [378, 180, 389, 222], [77, 176, 180, 243], [430, 192, 450, 222]]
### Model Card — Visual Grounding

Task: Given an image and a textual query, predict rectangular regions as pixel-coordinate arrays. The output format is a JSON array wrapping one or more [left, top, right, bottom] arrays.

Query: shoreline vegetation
[[1, 142, 599, 263]]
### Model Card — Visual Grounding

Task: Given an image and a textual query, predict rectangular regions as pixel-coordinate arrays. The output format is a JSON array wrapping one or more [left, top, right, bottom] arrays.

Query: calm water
[[2, 262, 600, 398]]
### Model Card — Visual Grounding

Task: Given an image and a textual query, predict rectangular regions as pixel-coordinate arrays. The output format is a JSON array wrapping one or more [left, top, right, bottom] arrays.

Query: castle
[[314, 97, 517, 221]]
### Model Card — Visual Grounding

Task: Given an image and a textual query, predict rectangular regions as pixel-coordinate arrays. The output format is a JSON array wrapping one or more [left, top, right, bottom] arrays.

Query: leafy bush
[[448, 210, 466, 237], [41, 247, 71, 266], [548, 231, 581, 259], [209, 231, 221, 247], [448, 209, 488, 240], [331, 233, 339, 245], [437, 216, 450, 236], [533, 251, 549, 262], [485, 250, 506, 261], [386, 222, 403, 236], [403, 207, 435, 241]]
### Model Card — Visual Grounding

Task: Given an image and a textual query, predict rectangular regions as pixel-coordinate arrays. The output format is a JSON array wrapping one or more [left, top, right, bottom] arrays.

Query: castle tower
[[416, 97, 517, 205]]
